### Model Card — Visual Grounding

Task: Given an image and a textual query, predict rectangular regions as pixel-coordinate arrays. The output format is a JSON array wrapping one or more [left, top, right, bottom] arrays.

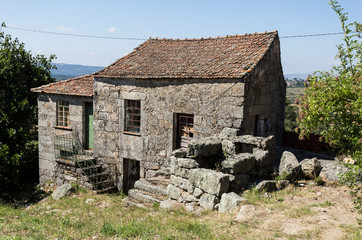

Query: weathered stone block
[[234, 135, 263, 148], [261, 135, 275, 151], [187, 137, 222, 158], [279, 151, 301, 181], [276, 180, 290, 190], [218, 192, 247, 213], [180, 192, 199, 203], [199, 193, 219, 210], [170, 175, 194, 194], [219, 128, 242, 139], [177, 158, 199, 169], [255, 180, 277, 192], [253, 148, 273, 176], [51, 183, 75, 200], [193, 188, 203, 198], [174, 167, 190, 179], [166, 184, 182, 200], [221, 153, 255, 174], [172, 149, 187, 158], [300, 158, 322, 179], [222, 139, 236, 155], [189, 168, 230, 196]]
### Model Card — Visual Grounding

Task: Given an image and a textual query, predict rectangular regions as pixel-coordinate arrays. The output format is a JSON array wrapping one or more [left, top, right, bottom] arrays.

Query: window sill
[[123, 131, 141, 136], [55, 126, 72, 131]]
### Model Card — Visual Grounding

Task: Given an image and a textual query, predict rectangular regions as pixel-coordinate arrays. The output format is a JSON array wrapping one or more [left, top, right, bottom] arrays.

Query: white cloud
[[56, 26, 74, 32], [107, 27, 116, 33]]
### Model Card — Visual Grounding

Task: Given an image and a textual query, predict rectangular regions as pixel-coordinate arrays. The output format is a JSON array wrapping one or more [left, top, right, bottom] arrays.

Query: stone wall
[[37, 93, 92, 183], [93, 77, 247, 190], [167, 130, 275, 210], [242, 37, 286, 145]]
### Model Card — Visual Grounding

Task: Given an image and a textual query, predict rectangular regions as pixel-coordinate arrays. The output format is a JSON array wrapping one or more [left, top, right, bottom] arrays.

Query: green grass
[[0, 192, 225, 239], [1, 185, 360, 240]]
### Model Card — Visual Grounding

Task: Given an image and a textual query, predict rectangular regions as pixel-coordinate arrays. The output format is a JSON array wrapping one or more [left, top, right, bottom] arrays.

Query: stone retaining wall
[[166, 128, 275, 210]]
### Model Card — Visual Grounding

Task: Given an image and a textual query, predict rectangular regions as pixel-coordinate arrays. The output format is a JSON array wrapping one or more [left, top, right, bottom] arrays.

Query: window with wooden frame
[[177, 114, 194, 149], [56, 101, 70, 127], [124, 100, 141, 134]]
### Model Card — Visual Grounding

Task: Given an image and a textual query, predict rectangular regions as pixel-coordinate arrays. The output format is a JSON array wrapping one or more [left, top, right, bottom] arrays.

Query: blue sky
[[2, 0, 361, 74]]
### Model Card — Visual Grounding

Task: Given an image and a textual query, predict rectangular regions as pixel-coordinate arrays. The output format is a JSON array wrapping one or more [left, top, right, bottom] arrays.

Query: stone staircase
[[54, 133, 116, 193], [122, 176, 170, 208], [76, 158, 116, 193]]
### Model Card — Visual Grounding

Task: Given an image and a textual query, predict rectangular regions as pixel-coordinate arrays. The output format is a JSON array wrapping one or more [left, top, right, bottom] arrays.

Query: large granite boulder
[[51, 183, 75, 200], [187, 137, 222, 158], [279, 151, 301, 181], [189, 168, 230, 196], [300, 158, 322, 179], [221, 153, 255, 174], [218, 192, 247, 213]]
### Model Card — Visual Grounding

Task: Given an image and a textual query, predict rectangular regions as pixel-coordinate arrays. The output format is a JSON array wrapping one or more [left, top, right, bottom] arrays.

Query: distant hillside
[[284, 73, 310, 80], [51, 63, 104, 80]]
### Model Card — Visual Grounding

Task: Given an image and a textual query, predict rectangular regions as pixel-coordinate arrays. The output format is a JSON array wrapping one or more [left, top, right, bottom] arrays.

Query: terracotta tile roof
[[95, 31, 278, 79], [31, 74, 94, 97]]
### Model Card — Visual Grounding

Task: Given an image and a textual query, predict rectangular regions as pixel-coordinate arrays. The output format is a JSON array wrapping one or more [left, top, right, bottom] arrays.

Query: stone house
[[32, 31, 286, 192]]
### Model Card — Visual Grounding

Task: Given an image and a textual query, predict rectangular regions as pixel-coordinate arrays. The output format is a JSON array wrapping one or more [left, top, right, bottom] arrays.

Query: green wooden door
[[85, 103, 94, 150]]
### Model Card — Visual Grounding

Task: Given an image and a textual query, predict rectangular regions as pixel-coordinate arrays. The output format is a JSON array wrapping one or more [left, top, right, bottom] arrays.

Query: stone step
[[95, 185, 116, 194], [128, 189, 166, 204], [134, 179, 168, 196], [121, 197, 148, 208]]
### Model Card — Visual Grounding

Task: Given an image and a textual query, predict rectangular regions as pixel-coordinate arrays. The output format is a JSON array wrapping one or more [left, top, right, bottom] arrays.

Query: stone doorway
[[122, 159, 140, 193]]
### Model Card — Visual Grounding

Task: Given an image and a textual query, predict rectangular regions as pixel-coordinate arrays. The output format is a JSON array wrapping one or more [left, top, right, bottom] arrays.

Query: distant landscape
[[51, 63, 104, 80], [51, 63, 309, 89]]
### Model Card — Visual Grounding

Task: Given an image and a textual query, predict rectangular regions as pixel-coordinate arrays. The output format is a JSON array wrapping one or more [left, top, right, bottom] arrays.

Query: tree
[[284, 98, 298, 132], [0, 23, 55, 190], [297, 1, 362, 156]]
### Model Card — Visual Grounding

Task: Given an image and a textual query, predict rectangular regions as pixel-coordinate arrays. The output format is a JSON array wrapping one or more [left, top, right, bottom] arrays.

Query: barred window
[[124, 100, 141, 134], [57, 101, 69, 127]]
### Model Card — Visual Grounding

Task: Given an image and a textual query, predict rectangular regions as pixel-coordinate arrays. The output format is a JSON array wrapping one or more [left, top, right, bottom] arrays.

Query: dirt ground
[[215, 183, 361, 240]]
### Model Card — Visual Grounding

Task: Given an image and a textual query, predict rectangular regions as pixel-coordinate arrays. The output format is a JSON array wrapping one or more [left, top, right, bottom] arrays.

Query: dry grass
[[286, 87, 305, 103]]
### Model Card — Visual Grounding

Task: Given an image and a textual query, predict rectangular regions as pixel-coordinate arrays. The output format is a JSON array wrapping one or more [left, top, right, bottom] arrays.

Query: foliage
[[297, 1, 362, 155], [284, 98, 298, 132], [0, 23, 55, 189]]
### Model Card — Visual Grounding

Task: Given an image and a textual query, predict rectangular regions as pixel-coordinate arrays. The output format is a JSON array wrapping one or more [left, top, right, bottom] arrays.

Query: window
[[57, 101, 69, 127], [176, 114, 194, 148], [124, 100, 141, 134]]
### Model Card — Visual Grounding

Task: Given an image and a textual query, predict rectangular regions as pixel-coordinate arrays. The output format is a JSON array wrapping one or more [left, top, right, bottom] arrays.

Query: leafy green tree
[[0, 23, 55, 190], [297, 1, 361, 156], [284, 98, 298, 132]]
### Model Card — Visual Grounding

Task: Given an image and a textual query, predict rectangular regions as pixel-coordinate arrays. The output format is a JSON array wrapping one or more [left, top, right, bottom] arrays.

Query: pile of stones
[[166, 128, 275, 212]]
